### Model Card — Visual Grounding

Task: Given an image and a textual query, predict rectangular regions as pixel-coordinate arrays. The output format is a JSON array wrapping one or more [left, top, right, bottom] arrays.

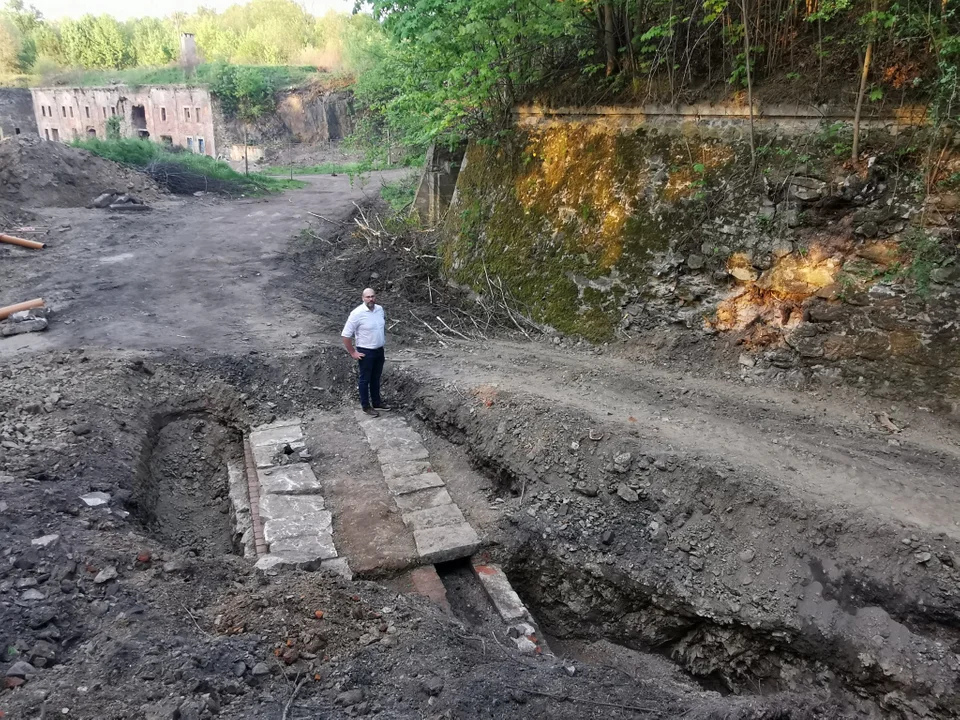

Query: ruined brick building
[[0, 88, 39, 140], [30, 86, 219, 156]]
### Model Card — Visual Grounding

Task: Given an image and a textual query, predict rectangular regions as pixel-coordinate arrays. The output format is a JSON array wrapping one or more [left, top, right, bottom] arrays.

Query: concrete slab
[[262, 510, 332, 543], [257, 464, 324, 495], [394, 486, 453, 513], [251, 443, 278, 469], [381, 460, 433, 480], [269, 533, 338, 561], [413, 523, 480, 564], [259, 493, 326, 521], [383, 472, 445, 496], [320, 557, 354, 580], [402, 503, 465, 531], [363, 427, 425, 452], [256, 418, 304, 431], [250, 423, 303, 448], [377, 445, 431, 464], [473, 562, 530, 622]]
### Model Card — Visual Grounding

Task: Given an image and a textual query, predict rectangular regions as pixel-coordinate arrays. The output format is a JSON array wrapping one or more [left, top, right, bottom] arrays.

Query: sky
[[29, 0, 355, 21]]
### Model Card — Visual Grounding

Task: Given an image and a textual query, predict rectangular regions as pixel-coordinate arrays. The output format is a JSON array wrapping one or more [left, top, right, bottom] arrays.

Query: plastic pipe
[[0, 298, 44, 321], [0, 234, 46, 250]]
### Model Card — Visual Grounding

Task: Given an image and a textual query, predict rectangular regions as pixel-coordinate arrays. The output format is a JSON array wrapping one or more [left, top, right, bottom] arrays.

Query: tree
[[61, 15, 131, 69], [130, 18, 177, 67], [0, 17, 24, 72]]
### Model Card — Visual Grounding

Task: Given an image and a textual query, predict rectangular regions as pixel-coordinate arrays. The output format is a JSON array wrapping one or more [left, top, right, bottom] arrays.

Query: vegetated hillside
[[442, 121, 960, 410]]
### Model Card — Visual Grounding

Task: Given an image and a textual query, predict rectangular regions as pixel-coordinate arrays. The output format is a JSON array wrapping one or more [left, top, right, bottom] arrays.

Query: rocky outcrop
[[442, 123, 959, 410]]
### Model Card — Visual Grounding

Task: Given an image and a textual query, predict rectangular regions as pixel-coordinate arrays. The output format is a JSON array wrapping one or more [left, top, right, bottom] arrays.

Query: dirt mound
[[0, 136, 163, 208]]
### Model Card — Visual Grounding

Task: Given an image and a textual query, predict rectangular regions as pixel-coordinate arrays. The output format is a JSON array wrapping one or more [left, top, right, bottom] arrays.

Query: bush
[[72, 138, 302, 195]]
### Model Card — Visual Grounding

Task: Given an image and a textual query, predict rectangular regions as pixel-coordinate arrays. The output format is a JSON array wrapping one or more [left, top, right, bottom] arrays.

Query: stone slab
[[413, 522, 480, 564], [257, 464, 323, 495], [263, 511, 332, 543], [269, 533, 337, 561], [381, 460, 433, 480], [402, 503, 466, 531], [249, 423, 303, 448], [384, 472, 445, 496], [473, 562, 530, 622], [362, 425, 425, 451], [250, 441, 306, 469], [259, 493, 326, 521], [394, 487, 453, 513], [320, 557, 353, 580], [377, 445, 430, 464]]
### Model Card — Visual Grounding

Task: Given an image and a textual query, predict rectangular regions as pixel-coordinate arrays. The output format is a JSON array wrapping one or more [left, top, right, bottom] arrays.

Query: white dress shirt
[[341, 303, 385, 349]]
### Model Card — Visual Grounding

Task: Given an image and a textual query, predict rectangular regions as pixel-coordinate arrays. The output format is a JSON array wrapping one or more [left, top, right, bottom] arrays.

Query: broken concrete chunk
[[80, 491, 110, 507], [0, 318, 47, 337]]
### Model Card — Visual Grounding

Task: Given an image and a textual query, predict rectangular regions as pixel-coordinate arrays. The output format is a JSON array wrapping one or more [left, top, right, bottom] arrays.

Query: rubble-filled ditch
[[403, 377, 960, 719]]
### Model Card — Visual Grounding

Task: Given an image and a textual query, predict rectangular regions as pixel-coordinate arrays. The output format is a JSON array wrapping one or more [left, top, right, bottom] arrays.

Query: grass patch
[[73, 138, 303, 195], [37, 64, 325, 89], [261, 154, 425, 177], [380, 172, 419, 213]]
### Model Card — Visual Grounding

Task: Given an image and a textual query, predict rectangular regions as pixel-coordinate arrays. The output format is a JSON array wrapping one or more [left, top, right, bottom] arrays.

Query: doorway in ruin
[[132, 105, 147, 132]]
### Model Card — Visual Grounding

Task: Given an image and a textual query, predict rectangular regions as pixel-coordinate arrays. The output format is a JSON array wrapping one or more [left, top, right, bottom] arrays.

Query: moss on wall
[[443, 126, 744, 340]]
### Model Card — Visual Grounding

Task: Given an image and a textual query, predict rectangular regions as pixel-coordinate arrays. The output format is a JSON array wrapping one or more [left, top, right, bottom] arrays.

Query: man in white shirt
[[341, 288, 388, 417]]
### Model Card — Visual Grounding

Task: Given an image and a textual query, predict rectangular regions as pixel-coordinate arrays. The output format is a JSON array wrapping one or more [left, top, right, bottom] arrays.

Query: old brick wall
[[0, 89, 38, 139], [29, 86, 217, 156]]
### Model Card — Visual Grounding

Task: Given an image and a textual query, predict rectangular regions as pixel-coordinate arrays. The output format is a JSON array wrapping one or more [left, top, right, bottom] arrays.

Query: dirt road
[[3, 177, 960, 719], [0, 172, 405, 357], [4, 174, 959, 539]]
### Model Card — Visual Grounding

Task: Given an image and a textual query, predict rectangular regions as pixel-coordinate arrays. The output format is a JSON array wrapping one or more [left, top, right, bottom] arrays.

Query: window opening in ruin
[[195, 107, 201, 121], [85, 106, 90, 118], [137, 130, 150, 139], [47, 106, 52, 117], [160, 135, 173, 145], [69, 106, 74, 118], [62, 106, 66, 117], [87, 128, 96, 138], [51, 129, 59, 141], [197, 138, 205, 154], [111, 107, 116, 116], [132, 105, 147, 131], [44, 129, 49, 140], [103, 107, 107, 118], [41, 106, 46, 117], [14, 128, 19, 135], [184, 108, 191, 121], [161, 108, 167, 122], [186, 136, 194, 150]]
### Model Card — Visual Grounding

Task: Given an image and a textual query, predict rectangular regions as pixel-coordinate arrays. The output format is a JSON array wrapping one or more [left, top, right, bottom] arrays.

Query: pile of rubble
[[0, 135, 163, 208], [0, 307, 49, 338], [90, 191, 151, 212]]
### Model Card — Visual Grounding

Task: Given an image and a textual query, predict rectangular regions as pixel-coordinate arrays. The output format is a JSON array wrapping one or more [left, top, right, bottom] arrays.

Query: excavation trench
[[133, 408, 245, 556], [402, 383, 960, 719]]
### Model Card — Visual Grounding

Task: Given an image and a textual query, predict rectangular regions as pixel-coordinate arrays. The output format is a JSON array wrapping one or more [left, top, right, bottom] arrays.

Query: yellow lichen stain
[[856, 240, 901, 267], [515, 125, 649, 271], [711, 243, 841, 333], [664, 144, 735, 201]]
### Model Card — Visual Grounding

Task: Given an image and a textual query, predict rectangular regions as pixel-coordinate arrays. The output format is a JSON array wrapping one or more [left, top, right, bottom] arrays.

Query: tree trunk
[[740, 0, 756, 168], [244, 125, 249, 176], [604, 3, 617, 76], [852, 0, 879, 162]]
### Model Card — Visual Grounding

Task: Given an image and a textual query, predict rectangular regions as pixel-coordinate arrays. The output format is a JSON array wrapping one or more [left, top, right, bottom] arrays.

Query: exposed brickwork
[[243, 437, 267, 557], [409, 566, 451, 614]]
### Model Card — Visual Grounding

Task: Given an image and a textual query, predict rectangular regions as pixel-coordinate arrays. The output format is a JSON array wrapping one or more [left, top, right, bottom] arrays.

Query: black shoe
[[373, 404, 391, 411], [362, 407, 380, 418]]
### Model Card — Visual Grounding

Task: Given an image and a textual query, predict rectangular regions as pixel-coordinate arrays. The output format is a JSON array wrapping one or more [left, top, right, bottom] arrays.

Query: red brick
[[410, 566, 451, 614]]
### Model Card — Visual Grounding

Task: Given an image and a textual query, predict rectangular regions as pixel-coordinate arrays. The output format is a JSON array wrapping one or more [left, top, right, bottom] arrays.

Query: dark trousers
[[356, 346, 384, 408]]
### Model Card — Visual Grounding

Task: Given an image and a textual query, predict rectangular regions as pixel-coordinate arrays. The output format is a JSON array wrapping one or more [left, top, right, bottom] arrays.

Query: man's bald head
[[362, 288, 376, 309]]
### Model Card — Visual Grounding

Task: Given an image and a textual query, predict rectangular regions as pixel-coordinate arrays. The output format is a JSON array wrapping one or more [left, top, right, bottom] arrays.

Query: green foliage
[[899, 229, 948, 298], [380, 172, 418, 213], [105, 114, 121, 140], [60, 15, 130, 69], [210, 64, 276, 122], [72, 137, 302, 194]]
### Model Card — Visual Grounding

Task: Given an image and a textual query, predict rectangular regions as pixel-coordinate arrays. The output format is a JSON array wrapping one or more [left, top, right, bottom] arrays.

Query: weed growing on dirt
[[899, 228, 949, 297], [261, 155, 424, 177], [380, 172, 419, 213], [73, 138, 303, 195]]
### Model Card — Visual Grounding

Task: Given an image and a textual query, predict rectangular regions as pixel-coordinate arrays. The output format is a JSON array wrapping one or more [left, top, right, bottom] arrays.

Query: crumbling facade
[[30, 86, 217, 157], [0, 88, 39, 140]]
